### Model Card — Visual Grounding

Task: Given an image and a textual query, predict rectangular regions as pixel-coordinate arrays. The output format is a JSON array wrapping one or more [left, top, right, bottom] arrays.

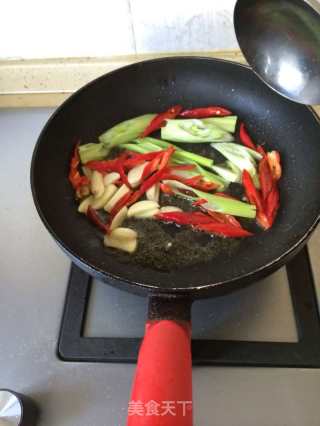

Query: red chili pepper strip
[[129, 151, 161, 161], [160, 183, 174, 195], [140, 169, 166, 195], [140, 161, 152, 181], [149, 155, 162, 173], [214, 192, 239, 201], [161, 173, 199, 184], [195, 223, 253, 238], [87, 207, 109, 233], [123, 158, 145, 169], [69, 171, 89, 190], [206, 210, 242, 229], [127, 147, 175, 205], [126, 190, 142, 206], [242, 170, 264, 213], [156, 210, 251, 237], [161, 173, 217, 192], [167, 164, 196, 171], [141, 105, 183, 137], [70, 143, 80, 168], [192, 198, 208, 206], [156, 211, 214, 226], [127, 169, 166, 206], [257, 145, 267, 157], [267, 151, 282, 181], [239, 123, 257, 150], [242, 170, 271, 230], [130, 169, 165, 204], [85, 159, 118, 173], [86, 152, 131, 174], [180, 106, 232, 118], [194, 180, 218, 192], [256, 211, 272, 230], [224, 215, 242, 229], [265, 184, 280, 225], [86, 152, 137, 188], [158, 146, 175, 170], [69, 143, 90, 190], [141, 150, 169, 184], [124, 151, 162, 169], [110, 190, 133, 217], [141, 155, 162, 181], [185, 175, 202, 184], [259, 156, 273, 201], [116, 161, 131, 189]]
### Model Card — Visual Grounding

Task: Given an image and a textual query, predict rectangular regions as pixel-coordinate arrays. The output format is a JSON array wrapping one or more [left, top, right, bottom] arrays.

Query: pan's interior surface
[[31, 57, 320, 293]]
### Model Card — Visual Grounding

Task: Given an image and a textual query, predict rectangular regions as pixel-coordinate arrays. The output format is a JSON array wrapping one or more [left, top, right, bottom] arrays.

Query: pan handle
[[127, 295, 193, 426]]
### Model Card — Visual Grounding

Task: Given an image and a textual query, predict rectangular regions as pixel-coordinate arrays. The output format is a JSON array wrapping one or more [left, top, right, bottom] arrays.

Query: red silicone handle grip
[[127, 319, 192, 426]]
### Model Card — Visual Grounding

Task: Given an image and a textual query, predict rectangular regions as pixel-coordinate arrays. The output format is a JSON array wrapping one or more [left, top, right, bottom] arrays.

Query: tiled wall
[[0, 0, 238, 59]]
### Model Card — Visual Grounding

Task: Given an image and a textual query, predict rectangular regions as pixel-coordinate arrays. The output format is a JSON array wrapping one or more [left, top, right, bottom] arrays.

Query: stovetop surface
[[86, 266, 297, 342], [2, 108, 320, 426], [58, 245, 320, 367]]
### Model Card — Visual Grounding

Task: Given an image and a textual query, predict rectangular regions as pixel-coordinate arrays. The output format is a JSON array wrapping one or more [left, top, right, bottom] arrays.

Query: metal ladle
[[234, 0, 320, 105]]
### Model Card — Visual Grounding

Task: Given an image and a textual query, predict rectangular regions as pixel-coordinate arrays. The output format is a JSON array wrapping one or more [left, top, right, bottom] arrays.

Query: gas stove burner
[[58, 247, 320, 367]]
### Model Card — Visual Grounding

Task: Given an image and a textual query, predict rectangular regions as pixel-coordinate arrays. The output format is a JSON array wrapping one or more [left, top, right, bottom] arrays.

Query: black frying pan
[[31, 57, 320, 426]]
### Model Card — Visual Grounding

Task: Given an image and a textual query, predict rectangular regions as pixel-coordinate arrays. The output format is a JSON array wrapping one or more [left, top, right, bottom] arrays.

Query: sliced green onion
[[121, 143, 149, 154], [161, 119, 234, 143], [163, 180, 256, 219], [195, 165, 228, 191], [195, 189, 256, 218], [173, 151, 212, 168], [137, 141, 162, 152], [137, 137, 169, 149], [227, 160, 242, 175], [99, 114, 156, 149], [134, 137, 214, 168], [211, 163, 241, 183], [202, 116, 238, 133], [78, 143, 109, 164], [211, 143, 262, 161], [212, 142, 261, 188], [120, 139, 226, 190]]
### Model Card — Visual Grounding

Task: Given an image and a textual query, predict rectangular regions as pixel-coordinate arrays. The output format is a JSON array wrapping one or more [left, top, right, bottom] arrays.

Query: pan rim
[[30, 55, 320, 294]]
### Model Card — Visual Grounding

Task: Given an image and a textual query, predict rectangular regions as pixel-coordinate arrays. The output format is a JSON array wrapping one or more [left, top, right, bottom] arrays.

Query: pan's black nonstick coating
[[31, 57, 320, 297]]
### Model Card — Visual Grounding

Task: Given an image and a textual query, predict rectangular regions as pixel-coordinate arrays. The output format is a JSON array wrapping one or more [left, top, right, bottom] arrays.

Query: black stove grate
[[58, 246, 320, 367]]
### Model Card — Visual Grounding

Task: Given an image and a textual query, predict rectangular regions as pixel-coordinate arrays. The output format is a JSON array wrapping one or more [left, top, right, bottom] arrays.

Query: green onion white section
[[161, 119, 234, 143], [211, 163, 241, 183], [79, 143, 109, 164], [99, 114, 156, 149], [211, 143, 262, 188], [134, 137, 214, 168], [123, 138, 228, 191], [163, 180, 256, 219], [202, 116, 237, 133]]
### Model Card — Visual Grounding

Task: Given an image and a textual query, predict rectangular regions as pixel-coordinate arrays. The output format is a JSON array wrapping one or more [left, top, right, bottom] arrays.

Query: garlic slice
[[104, 184, 130, 212], [109, 206, 128, 231], [146, 183, 160, 203], [128, 162, 148, 188], [127, 200, 159, 218], [91, 184, 117, 209], [90, 171, 104, 198], [104, 227, 137, 253], [104, 172, 120, 186], [134, 208, 160, 218], [78, 196, 93, 214], [82, 166, 92, 179], [160, 206, 183, 213]]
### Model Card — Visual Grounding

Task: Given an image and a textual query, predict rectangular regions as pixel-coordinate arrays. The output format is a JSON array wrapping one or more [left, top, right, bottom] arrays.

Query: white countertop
[[1, 108, 320, 426]]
